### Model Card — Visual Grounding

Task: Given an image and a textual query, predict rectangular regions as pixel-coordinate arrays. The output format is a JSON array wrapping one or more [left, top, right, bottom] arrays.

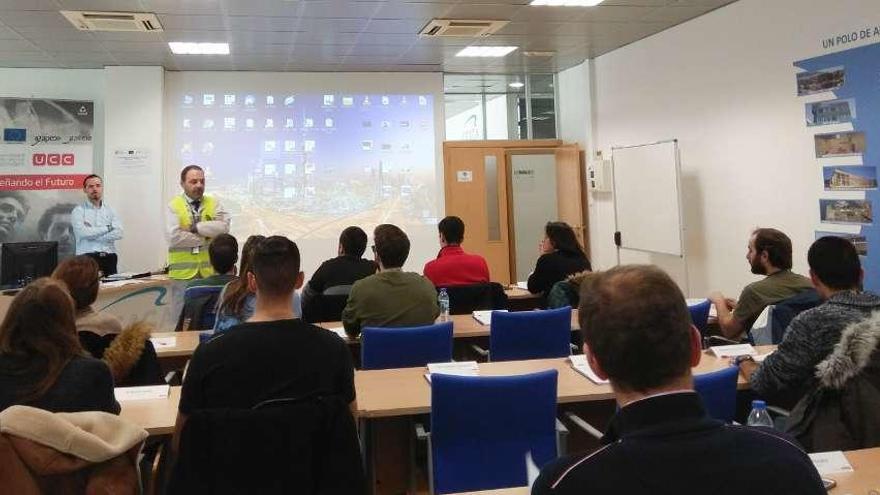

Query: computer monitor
[[1, 242, 58, 287]]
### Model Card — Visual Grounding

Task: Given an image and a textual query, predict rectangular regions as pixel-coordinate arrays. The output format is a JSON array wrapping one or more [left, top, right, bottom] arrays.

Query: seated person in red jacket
[[423, 216, 490, 287]]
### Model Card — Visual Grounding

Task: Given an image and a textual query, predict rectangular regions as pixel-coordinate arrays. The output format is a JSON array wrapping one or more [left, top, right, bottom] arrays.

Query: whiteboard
[[612, 140, 684, 256]]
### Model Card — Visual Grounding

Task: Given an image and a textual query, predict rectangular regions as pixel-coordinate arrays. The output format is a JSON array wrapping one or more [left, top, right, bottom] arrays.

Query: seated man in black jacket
[[533, 264, 824, 495], [302, 226, 376, 320], [174, 236, 356, 447]]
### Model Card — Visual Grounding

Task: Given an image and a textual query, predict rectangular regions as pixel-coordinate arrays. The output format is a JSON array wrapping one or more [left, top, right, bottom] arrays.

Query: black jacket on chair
[[440, 282, 509, 315], [168, 395, 365, 495], [786, 311, 880, 452]]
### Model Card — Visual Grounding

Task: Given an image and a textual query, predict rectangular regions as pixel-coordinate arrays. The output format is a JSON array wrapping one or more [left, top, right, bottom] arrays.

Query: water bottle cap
[[751, 400, 766, 409]]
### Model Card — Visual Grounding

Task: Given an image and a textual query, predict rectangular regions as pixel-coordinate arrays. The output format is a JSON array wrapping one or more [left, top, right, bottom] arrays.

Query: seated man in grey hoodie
[[739, 236, 880, 408]]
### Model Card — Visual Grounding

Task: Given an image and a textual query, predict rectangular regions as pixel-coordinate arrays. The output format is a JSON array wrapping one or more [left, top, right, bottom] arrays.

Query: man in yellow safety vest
[[166, 165, 230, 281]]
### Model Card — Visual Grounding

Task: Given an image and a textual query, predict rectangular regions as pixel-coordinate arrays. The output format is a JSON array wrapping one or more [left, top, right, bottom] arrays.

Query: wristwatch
[[734, 355, 755, 365]]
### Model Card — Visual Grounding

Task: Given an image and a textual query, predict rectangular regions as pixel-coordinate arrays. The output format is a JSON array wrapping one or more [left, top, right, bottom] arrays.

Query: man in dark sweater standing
[[533, 265, 824, 495], [741, 236, 880, 408]]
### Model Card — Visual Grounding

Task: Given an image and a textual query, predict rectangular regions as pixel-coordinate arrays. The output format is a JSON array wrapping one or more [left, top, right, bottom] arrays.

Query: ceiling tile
[[370, 2, 453, 20], [0, 0, 60, 10], [363, 18, 426, 34], [0, 11, 72, 29], [301, 1, 381, 18], [58, 0, 146, 11]]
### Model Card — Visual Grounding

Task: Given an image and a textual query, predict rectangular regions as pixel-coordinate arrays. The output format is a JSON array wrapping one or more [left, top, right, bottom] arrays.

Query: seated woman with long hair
[[0, 278, 119, 413], [213, 235, 302, 333], [52, 256, 163, 386], [527, 221, 592, 297]]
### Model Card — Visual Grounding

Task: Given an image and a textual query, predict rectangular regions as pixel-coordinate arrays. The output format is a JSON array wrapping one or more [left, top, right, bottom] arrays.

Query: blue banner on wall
[[796, 42, 879, 292]]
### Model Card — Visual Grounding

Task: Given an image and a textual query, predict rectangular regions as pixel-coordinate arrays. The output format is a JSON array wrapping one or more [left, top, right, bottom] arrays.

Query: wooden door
[[555, 144, 590, 259], [443, 145, 512, 284]]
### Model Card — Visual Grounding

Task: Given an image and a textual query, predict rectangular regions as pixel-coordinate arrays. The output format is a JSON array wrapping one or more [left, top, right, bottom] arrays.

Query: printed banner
[[0, 98, 95, 258]]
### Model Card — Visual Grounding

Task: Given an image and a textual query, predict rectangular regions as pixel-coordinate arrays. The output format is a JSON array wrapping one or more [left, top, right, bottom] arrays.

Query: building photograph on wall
[[823, 166, 878, 190], [797, 66, 845, 96], [820, 199, 873, 225], [806, 99, 856, 126], [815, 131, 866, 158], [815, 231, 867, 256]]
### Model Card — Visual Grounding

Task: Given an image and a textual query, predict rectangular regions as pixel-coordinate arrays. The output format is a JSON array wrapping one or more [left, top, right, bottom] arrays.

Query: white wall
[[0, 68, 105, 172], [103, 66, 166, 273], [561, 0, 880, 297]]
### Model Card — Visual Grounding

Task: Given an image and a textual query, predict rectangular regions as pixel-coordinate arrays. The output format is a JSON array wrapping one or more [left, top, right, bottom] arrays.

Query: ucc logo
[[32, 153, 75, 166]]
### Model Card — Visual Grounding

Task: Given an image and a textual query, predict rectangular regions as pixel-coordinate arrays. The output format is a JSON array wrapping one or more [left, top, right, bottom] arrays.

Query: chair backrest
[[438, 283, 508, 315], [168, 396, 365, 495], [430, 370, 559, 494], [302, 288, 350, 323], [177, 285, 224, 331], [771, 289, 822, 343], [361, 322, 453, 370], [489, 307, 572, 362], [693, 365, 739, 422], [688, 299, 712, 337]]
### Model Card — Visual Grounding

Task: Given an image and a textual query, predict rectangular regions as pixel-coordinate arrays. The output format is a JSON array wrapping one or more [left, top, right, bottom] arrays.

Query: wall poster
[[0, 98, 94, 259]]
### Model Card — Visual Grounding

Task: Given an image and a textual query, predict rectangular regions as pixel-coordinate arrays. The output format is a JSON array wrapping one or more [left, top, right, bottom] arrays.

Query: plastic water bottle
[[438, 288, 450, 322], [747, 400, 774, 427]]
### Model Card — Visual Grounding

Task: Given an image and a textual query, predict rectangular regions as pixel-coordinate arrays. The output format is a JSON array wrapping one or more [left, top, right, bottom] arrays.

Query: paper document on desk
[[526, 451, 540, 488], [472, 309, 508, 325], [569, 355, 609, 385], [149, 336, 176, 348], [808, 451, 853, 475], [686, 298, 717, 318], [709, 344, 757, 358], [516, 281, 529, 290], [753, 350, 775, 363], [326, 327, 348, 340], [115, 384, 170, 401], [425, 361, 479, 384]]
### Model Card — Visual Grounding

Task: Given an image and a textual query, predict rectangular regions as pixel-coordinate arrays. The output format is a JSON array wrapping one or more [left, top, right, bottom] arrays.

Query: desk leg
[[367, 417, 412, 495]]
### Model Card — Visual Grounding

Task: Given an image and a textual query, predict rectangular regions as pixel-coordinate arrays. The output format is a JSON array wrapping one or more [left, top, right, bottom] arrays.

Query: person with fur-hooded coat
[[785, 310, 880, 452], [52, 256, 164, 387]]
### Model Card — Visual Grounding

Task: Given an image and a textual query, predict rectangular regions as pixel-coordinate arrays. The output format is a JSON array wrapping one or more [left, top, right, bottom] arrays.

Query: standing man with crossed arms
[[166, 165, 230, 318], [71, 174, 123, 276]]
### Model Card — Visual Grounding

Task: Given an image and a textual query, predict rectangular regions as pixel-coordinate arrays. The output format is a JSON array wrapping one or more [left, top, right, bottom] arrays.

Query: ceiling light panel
[[455, 46, 518, 57], [530, 0, 605, 6], [168, 42, 229, 55]]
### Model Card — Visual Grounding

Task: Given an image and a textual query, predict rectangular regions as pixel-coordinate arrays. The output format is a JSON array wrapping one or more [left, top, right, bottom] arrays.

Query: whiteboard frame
[[611, 139, 689, 290]]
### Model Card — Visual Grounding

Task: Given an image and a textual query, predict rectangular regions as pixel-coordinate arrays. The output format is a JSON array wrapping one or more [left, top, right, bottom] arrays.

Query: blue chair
[[177, 285, 224, 331], [428, 370, 560, 494], [489, 307, 572, 361], [361, 322, 453, 370], [694, 365, 739, 422], [688, 299, 712, 337]]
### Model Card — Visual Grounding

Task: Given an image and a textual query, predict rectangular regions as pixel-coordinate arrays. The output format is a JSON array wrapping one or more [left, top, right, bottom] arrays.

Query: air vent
[[419, 19, 508, 38], [60, 11, 164, 32]]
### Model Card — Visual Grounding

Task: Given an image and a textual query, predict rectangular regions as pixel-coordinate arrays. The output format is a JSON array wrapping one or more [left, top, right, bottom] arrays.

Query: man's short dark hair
[[251, 235, 300, 297], [374, 224, 409, 268], [438, 216, 465, 245], [180, 164, 204, 183], [82, 174, 101, 188], [209, 233, 238, 274], [808, 236, 861, 290], [752, 228, 793, 270], [579, 265, 693, 393], [339, 226, 368, 258], [37, 203, 76, 237]]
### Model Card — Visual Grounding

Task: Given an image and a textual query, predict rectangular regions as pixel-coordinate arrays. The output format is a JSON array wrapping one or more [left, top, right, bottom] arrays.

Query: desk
[[119, 386, 181, 436], [319, 310, 580, 343], [504, 287, 542, 311], [0, 275, 175, 329], [450, 447, 880, 495], [354, 348, 763, 419], [356, 347, 772, 494]]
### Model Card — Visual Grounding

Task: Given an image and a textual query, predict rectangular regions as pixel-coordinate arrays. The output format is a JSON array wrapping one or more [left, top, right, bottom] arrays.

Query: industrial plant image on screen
[[173, 92, 437, 244]]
